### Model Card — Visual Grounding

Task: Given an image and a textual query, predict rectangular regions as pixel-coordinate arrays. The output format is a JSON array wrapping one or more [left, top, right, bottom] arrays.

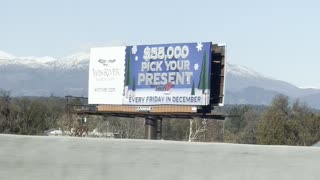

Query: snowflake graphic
[[135, 56, 138, 61], [196, 42, 203, 52], [132, 46, 138, 54], [194, 63, 199, 70]]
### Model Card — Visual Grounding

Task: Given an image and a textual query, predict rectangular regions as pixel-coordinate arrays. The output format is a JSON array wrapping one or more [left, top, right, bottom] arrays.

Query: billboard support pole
[[144, 117, 162, 140], [157, 118, 162, 140]]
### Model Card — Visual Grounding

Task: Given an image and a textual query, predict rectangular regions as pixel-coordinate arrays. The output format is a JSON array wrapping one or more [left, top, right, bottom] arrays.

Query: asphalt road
[[0, 134, 319, 180]]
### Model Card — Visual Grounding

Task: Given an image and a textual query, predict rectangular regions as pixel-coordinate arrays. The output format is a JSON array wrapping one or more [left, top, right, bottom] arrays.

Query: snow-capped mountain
[[0, 50, 320, 108], [225, 63, 320, 106], [54, 52, 89, 69], [0, 51, 16, 59], [0, 51, 89, 97], [0, 50, 89, 69], [226, 63, 264, 78]]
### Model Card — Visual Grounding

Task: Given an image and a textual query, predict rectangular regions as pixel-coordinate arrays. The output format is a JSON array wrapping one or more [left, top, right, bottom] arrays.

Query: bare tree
[[189, 118, 207, 142]]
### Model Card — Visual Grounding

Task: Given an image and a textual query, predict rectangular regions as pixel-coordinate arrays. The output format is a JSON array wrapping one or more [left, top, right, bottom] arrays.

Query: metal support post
[[145, 117, 162, 140]]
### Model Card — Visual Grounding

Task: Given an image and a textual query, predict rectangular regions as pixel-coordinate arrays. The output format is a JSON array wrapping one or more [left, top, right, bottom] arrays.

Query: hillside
[[1, 50, 320, 108]]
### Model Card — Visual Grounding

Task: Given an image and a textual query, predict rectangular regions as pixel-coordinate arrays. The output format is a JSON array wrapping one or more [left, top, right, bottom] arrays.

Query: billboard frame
[[92, 43, 225, 115], [69, 42, 226, 140]]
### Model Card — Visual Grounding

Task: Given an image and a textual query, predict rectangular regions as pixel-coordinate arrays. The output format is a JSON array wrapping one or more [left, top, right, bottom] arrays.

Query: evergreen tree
[[197, 51, 209, 93], [191, 80, 195, 95], [132, 76, 136, 91]]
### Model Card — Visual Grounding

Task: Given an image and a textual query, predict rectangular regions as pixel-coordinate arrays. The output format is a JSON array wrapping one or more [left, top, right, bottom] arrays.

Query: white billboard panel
[[88, 47, 126, 104]]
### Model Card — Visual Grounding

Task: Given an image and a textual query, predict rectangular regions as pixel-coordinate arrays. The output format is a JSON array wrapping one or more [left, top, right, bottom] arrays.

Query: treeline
[[1, 89, 320, 146], [160, 95, 320, 146], [207, 95, 320, 146], [0, 90, 65, 135], [0, 90, 145, 138]]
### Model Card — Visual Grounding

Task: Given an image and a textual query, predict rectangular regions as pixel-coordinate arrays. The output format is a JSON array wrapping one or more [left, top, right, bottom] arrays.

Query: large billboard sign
[[89, 42, 213, 106]]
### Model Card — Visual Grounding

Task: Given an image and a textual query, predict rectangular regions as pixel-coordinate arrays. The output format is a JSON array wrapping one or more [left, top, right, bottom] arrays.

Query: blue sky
[[1, 0, 319, 88]]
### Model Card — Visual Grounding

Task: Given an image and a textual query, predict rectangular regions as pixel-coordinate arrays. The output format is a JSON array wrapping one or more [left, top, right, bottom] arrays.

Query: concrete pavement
[[0, 134, 319, 180]]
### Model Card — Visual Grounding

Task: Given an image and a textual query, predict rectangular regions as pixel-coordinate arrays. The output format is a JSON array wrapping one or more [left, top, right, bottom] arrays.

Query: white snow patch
[[299, 86, 320, 90], [56, 52, 90, 69], [0, 51, 16, 59], [0, 50, 89, 69], [226, 63, 264, 78]]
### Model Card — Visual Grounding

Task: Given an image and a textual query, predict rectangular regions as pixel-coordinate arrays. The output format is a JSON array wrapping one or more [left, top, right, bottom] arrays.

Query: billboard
[[89, 42, 212, 106], [89, 47, 126, 104]]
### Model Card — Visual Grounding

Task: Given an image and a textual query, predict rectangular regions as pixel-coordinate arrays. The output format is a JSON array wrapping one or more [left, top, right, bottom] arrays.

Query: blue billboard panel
[[123, 42, 212, 105]]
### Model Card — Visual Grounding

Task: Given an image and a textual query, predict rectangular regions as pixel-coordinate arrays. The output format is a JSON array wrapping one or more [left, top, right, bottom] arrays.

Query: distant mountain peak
[[0, 50, 16, 59], [226, 63, 264, 78], [0, 50, 89, 70], [57, 52, 90, 69]]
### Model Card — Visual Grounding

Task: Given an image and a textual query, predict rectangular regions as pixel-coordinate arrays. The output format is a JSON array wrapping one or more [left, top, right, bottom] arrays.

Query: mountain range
[[1, 50, 320, 108]]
